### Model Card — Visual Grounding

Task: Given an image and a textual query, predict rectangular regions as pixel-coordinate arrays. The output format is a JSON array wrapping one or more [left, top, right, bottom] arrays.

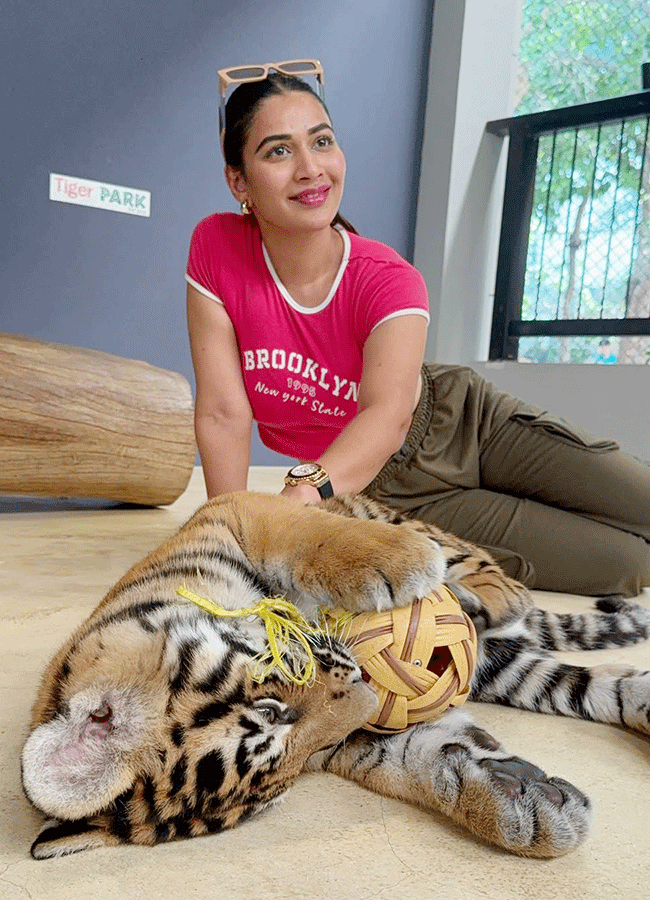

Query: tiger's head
[[22, 607, 377, 858]]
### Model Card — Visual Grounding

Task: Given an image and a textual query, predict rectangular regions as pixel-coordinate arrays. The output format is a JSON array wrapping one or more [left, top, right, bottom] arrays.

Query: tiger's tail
[[522, 597, 650, 651]]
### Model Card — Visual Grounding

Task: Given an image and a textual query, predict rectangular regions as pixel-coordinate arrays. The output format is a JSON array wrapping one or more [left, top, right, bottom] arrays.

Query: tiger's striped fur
[[22, 491, 650, 860]]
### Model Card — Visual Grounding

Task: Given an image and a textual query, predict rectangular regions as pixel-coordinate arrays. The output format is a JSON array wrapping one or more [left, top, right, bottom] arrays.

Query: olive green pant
[[365, 364, 650, 597]]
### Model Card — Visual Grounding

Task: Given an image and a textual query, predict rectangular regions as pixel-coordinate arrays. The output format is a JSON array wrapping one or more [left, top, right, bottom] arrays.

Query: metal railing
[[487, 90, 650, 362]]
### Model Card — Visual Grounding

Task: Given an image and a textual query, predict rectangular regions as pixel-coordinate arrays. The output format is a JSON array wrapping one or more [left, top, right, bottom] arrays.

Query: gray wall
[[1, 0, 434, 465]]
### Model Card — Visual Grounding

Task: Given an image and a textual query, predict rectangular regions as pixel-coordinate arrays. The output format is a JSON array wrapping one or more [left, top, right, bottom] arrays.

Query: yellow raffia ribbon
[[320, 608, 357, 637], [177, 585, 321, 685]]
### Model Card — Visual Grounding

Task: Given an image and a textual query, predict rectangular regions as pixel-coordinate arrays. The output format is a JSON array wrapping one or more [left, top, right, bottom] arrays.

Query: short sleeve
[[357, 261, 429, 343], [185, 216, 223, 303]]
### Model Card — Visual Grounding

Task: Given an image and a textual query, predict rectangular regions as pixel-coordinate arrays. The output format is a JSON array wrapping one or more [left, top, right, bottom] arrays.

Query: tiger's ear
[[30, 819, 121, 859], [22, 687, 152, 821]]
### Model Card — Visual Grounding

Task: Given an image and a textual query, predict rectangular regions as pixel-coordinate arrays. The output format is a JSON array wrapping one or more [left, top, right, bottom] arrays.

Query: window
[[488, 0, 650, 364]]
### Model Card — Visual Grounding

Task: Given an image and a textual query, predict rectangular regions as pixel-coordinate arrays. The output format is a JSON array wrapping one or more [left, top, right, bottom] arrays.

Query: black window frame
[[486, 90, 650, 361]]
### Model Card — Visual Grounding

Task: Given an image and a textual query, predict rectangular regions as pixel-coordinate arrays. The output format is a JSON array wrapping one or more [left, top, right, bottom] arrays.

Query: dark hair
[[223, 72, 356, 233]]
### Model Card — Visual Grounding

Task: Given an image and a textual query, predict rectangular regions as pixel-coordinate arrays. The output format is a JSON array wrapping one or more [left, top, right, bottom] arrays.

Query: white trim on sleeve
[[370, 308, 430, 333], [185, 273, 224, 305]]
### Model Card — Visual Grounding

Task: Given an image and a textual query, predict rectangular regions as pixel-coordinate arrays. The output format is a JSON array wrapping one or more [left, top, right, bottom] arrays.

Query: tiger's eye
[[258, 705, 279, 723]]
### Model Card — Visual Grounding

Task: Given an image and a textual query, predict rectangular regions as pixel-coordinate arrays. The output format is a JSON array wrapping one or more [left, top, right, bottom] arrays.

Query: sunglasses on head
[[217, 59, 325, 135]]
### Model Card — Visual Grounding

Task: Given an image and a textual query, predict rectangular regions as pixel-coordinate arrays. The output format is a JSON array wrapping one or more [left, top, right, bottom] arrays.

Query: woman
[[186, 64, 650, 598]]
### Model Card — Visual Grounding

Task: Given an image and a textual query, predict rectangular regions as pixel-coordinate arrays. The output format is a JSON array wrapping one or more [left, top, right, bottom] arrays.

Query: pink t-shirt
[[186, 212, 429, 459]]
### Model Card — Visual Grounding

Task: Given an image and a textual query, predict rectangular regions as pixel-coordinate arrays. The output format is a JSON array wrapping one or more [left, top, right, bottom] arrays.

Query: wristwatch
[[284, 463, 334, 499]]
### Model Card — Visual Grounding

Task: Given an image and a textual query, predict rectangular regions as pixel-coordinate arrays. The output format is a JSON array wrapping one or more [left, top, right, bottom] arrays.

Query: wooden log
[[0, 332, 196, 506]]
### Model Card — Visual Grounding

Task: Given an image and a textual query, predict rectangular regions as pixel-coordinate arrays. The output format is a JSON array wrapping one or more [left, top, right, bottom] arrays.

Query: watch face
[[290, 463, 320, 477]]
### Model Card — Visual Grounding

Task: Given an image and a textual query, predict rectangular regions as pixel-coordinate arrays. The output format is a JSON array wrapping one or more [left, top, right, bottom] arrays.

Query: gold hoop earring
[[240, 200, 250, 215]]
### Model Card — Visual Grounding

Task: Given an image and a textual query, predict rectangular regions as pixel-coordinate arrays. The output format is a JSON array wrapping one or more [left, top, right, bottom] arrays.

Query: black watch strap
[[316, 478, 334, 499]]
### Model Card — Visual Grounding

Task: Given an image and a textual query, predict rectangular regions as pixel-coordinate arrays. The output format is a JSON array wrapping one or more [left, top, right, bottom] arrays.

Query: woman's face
[[226, 90, 346, 235]]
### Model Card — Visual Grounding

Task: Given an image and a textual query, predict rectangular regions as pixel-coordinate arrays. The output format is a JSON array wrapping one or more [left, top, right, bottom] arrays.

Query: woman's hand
[[280, 481, 322, 504]]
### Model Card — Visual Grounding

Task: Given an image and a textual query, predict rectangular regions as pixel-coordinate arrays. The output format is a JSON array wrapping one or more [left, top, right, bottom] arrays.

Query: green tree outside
[[515, 0, 650, 364]]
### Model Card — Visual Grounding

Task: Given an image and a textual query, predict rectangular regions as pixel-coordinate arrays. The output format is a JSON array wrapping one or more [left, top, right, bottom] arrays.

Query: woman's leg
[[367, 363, 650, 595], [411, 487, 650, 597], [479, 407, 650, 542]]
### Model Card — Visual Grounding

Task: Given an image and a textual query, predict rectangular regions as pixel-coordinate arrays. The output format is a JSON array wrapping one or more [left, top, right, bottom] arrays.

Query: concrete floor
[[1, 467, 649, 900]]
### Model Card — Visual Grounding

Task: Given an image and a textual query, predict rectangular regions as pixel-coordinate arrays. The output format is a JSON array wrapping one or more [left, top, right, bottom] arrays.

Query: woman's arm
[[281, 314, 428, 502], [187, 283, 253, 498]]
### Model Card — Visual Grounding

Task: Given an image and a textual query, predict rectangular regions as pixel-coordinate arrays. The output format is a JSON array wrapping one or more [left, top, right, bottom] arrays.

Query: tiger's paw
[[429, 718, 592, 857], [289, 518, 447, 616]]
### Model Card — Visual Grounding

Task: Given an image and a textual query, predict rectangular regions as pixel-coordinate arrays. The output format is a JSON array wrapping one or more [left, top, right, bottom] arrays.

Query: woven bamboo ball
[[326, 586, 477, 733]]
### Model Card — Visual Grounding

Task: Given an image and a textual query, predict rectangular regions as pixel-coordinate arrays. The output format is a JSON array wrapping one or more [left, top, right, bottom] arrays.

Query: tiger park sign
[[49, 173, 151, 217]]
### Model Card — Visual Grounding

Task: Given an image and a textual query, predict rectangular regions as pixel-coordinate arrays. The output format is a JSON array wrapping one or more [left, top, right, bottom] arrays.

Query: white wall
[[416, 0, 649, 462], [415, 0, 523, 364], [472, 361, 650, 459]]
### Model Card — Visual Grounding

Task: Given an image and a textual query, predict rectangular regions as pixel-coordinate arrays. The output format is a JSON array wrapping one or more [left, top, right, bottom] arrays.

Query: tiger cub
[[22, 491, 650, 860]]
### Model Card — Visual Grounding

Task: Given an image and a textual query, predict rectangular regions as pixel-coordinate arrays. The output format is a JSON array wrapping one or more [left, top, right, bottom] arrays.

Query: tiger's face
[[22, 608, 377, 851]]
